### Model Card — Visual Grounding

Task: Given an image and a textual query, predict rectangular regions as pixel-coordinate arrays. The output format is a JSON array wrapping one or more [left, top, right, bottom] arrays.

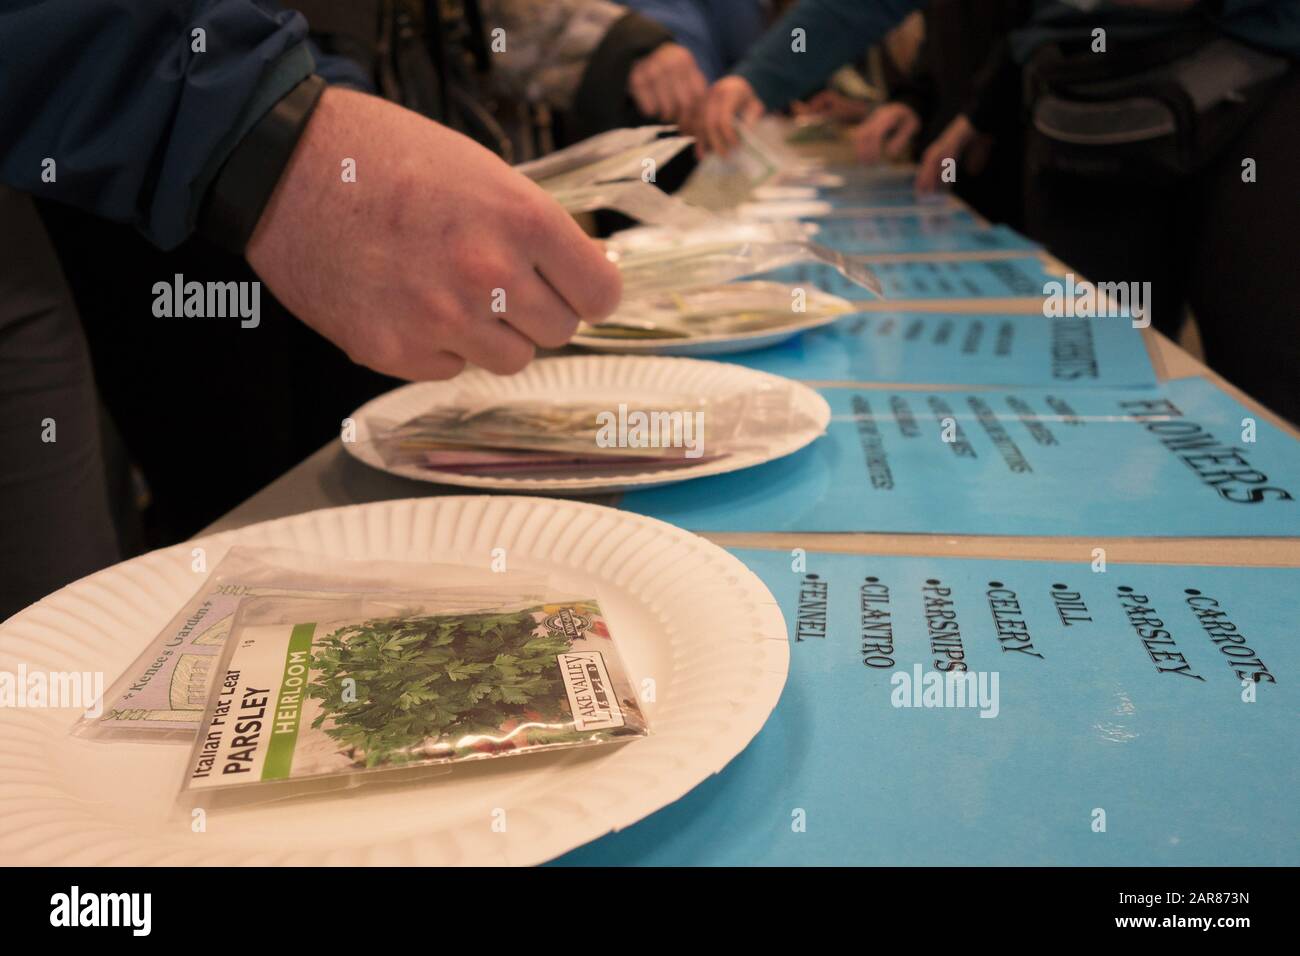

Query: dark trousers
[[0, 188, 119, 620], [1024, 69, 1300, 426]]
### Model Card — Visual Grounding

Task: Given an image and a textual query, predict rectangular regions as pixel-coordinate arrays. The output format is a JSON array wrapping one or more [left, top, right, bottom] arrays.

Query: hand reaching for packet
[[247, 89, 622, 381]]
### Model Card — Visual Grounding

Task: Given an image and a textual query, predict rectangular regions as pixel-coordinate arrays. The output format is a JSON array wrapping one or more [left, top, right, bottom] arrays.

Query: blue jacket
[[736, 0, 1300, 109], [624, 0, 766, 80], [0, 0, 318, 249]]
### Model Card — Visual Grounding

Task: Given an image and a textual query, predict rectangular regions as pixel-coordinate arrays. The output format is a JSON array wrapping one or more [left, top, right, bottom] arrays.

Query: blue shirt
[[625, 0, 768, 80]]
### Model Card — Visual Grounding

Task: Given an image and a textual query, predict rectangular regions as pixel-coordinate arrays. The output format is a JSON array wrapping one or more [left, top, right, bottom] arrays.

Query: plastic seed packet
[[604, 220, 882, 298], [531, 136, 694, 194], [74, 548, 549, 742], [367, 383, 819, 476], [370, 399, 718, 462], [688, 123, 781, 190], [609, 217, 818, 252], [735, 199, 836, 221], [581, 280, 854, 339], [180, 590, 646, 803], [514, 125, 675, 182], [549, 181, 716, 229]]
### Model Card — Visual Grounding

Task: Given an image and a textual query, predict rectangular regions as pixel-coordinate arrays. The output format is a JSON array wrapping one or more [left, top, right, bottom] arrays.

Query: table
[[194, 139, 1298, 867], [201, 330, 1300, 570]]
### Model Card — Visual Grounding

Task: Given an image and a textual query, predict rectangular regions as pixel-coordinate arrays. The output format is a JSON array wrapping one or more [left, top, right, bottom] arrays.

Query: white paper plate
[[572, 310, 844, 357], [0, 496, 788, 866], [345, 355, 830, 492]]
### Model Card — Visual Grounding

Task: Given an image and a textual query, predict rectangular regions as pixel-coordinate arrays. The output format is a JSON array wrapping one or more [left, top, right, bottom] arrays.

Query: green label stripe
[[262, 622, 316, 781]]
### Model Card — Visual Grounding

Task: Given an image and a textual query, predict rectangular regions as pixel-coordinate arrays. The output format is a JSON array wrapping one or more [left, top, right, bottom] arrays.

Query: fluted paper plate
[[0, 497, 788, 866], [571, 309, 844, 357], [344, 355, 830, 493]]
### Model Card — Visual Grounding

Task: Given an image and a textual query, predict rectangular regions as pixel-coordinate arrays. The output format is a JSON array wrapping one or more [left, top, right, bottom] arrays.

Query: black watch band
[[198, 74, 328, 255]]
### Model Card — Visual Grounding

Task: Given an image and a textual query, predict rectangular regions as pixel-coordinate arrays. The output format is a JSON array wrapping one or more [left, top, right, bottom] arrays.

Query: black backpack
[[1024, 30, 1289, 179]]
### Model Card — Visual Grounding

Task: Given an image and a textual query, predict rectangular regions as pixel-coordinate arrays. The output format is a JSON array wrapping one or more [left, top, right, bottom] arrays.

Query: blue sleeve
[[734, 0, 927, 108], [625, 0, 769, 80], [624, 0, 723, 78], [0, 0, 315, 249]]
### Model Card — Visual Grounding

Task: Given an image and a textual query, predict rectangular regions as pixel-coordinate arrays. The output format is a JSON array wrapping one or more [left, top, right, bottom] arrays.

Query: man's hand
[[915, 113, 977, 193], [850, 102, 921, 163], [246, 89, 621, 381], [628, 42, 708, 123], [793, 89, 870, 123], [697, 75, 765, 156]]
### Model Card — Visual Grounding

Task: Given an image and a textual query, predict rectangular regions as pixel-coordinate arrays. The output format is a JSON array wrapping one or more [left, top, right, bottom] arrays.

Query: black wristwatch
[[198, 74, 328, 255]]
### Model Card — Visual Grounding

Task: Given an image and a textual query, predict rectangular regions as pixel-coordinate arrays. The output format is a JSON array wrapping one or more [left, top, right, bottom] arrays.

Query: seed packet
[[531, 136, 694, 194], [580, 280, 853, 340], [688, 123, 781, 190], [514, 125, 676, 182], [371, 400, 713, 461], [609, 217, 818, 252], [605, 226, 883, 299], [366, 383, 820, 476], [180, 591, 646, 803], [75, 548, 548, 742], [411, 447, 723, 477], [785, 113, 841, 143], [549, 181, 715, 229], [735, 199, 836, 220]]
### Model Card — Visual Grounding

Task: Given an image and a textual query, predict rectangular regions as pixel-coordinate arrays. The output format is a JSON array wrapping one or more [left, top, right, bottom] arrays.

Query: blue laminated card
[[764, 256, 1056, 300], [619, 377, 1300, 537], [806, 209, 981, 246], [557, 550, 1299, 865], [725, 312, 1156, 388], [814, 222, 1039, 255], [815, 191, 958, 209]]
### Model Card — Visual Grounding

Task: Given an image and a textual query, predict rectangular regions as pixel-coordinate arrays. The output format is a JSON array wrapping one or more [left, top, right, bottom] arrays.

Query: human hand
[[915, 113, 977, 193], [850, 102, 922, 163], [629, 42, 708, 123], [793, 89, 870, 123], [246, 89, 621, 380], [697, 75, 765, 156]]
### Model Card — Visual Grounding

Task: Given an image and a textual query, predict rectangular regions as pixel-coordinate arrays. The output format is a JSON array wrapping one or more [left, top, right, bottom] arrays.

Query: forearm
[[735, 0, 926, 108], [0, 0, 313, 249]]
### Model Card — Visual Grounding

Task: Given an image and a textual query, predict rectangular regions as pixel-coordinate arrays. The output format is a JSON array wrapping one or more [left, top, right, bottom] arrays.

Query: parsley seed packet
[[75, 548, 549, 743], [182, 592, 647, 799]]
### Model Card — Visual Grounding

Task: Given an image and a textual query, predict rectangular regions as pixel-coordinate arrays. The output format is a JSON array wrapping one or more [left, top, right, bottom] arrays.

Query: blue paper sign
[[816, 191, 958, 209], [814, 222, 1040, 255], [557, 550, 1299, 865], [764, 256, 1057, 299], [725, 312, 1156, 388], [806, 209, 981, 246], [620, 377, 1300, 537]]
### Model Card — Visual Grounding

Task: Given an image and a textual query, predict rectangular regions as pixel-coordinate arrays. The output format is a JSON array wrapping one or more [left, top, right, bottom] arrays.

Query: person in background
[[625, 1, 769, 82], [0, 0, 621, 618], [699, 1, 1298, 155], [695, 0, 1299, 426], [483, 0, 716, 138], [847, 1, 1030, 226]]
